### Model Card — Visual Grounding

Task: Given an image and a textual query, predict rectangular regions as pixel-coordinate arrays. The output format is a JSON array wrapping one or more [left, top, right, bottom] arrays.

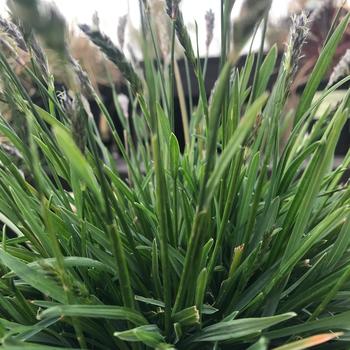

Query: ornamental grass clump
[[1, 0, 350, 349]]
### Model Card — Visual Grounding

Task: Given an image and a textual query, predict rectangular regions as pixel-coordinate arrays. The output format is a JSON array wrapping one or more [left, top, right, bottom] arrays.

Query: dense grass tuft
[[0, 0, 350, 349]]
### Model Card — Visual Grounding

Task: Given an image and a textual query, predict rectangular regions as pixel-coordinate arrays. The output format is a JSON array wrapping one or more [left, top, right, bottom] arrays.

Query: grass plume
[[79, 24, 143, 95]]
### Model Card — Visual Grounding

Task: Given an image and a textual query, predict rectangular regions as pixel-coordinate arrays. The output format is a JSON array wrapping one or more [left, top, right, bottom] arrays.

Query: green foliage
[[0, 1, 349, 349]]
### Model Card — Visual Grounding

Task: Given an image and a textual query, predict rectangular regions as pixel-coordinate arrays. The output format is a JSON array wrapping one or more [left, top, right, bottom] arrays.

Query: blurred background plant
[[2, 0, 350, 152]]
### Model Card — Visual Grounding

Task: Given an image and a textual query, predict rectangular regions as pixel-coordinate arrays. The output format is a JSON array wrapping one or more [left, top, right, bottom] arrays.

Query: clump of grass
[[0, 0, 350, 349]]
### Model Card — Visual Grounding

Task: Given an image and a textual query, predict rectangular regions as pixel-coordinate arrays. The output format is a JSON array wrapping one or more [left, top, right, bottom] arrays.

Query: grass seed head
[[92, 11, 100, 31], [166, 0, 196, 68], [0, 15, 27, 52], [205, 9, 215, 52], [79, 24, 143, 94], [284, 12, 310, 83], [328, 48, 350, 87], [117, 14, 127, 51], [233, 0, 272, 52]]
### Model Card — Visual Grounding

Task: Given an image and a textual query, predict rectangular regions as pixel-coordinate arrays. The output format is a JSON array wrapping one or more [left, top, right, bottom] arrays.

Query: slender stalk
[[184, 57, 193, 120], [169, 22, 176, 130], [249, 12, 269, 104], [174, 59, 190, 145], [152, 135, 172, 336]]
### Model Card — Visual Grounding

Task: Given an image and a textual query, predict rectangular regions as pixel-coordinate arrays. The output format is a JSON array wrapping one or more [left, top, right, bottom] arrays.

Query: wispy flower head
[[68, 56, 95, 97], [327, 49, 350, 88], [0, 14, 48, 80], [166, 0, 181, 19], [59, 89, 89, 153], [165, 0, 196, 67], [80, 24, 143, 94], [233, 0, 272, 52], [71, 94, 89, 153], [0, 15, 26, 51], [205, 9, 215, 52], [283, 12, 310, 82], [117, 15, 127, 51], [19, 23, 49, 79], [92, 11, 100, 31], [150, 0, 170, 62], [8, 0, 68, 55]]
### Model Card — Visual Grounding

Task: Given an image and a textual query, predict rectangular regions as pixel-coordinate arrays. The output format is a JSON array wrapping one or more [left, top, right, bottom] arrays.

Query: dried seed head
[[233, 0, 272, 52], [7, 0, 70, 80], [62, 92, 89, 153], [150, 0, 170, 62], [92, 11, 100, 31], [8, 0, 68, 56], [205, 9, 215, 52], [80, 24, 143, 94], [28, 34, 49, 79], [0, 15, 27, 51], [16, 20, 49, 80], [38, 261, 61, 284], [0, 16, 49, 81], [68, 56, 95, 98], [327, 49, 350, 88], [283, 12, 310, 83], [166, 0, 181, 20], [165, 0, 196, 68], [117, 15, 127, 51], [0, 35, 24, 64]]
